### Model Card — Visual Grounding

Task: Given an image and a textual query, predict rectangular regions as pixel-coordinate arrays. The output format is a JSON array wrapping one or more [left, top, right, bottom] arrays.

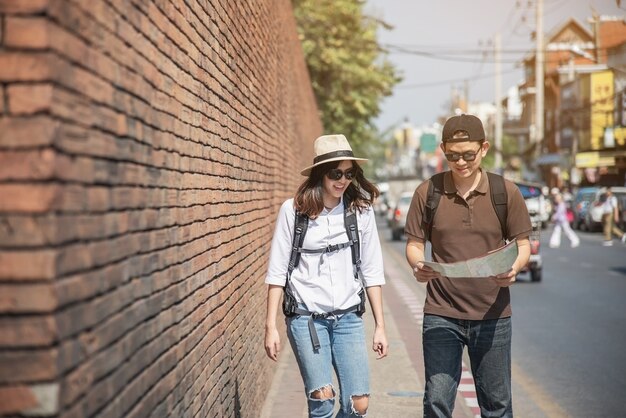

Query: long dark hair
[[294, 160, 380, 219]]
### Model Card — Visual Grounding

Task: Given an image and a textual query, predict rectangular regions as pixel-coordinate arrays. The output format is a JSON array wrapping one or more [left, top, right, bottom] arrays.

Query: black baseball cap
[[442, 114, 485, 143]]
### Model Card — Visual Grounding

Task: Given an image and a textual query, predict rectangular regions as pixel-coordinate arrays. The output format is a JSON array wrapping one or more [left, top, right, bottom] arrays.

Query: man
[[601, 187, 626, 246], [404, 114, 531, 418]]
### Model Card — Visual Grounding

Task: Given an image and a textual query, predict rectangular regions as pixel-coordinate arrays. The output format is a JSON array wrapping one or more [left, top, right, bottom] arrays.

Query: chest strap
[[295, 241, 353, 254]]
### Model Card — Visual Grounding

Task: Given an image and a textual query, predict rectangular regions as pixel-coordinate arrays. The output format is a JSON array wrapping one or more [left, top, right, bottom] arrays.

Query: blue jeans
[[287, 312, 370, 418], [422, 314, 512, 418]]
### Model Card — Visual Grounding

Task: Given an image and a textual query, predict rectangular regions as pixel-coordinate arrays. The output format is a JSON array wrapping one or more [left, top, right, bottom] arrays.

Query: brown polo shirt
[[405, 170, 532, 320]]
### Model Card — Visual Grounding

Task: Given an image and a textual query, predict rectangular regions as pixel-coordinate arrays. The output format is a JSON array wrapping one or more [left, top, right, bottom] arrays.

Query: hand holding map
[[422, 240, 518, 278]]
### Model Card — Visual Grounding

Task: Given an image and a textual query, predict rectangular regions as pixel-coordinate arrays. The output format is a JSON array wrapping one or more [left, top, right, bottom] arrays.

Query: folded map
[[422, 240, 518, 278]]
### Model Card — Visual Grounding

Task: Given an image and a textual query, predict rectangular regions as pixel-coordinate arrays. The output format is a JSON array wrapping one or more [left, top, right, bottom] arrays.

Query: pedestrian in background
[[404, 114, 531, 418], [602, 187, 626, 246], [549, 192, 580, 248], [264, 134, 388, 418]]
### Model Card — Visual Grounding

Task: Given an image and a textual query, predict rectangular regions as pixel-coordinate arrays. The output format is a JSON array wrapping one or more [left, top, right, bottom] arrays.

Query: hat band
[[313, 150, 354, 164]]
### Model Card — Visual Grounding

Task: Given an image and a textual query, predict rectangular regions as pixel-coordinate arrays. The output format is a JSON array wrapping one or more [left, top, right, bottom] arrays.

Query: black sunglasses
[[444, 150, 481, 162], [326, 168, 356, 181]]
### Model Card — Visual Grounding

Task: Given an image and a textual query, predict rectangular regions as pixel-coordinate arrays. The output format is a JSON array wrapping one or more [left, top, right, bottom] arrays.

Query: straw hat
[[300, 134, 368, 176]]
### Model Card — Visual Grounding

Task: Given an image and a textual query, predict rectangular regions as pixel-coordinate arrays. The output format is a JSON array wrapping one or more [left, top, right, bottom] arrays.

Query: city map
[[422, 240, 518, 278]]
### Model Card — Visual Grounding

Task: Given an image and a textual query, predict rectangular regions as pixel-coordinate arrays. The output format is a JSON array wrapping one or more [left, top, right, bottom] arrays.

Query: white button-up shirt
[[265, 197, 385, 313]]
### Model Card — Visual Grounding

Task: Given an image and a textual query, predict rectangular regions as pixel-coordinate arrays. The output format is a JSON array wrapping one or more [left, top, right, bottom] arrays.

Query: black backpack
[[282, 197, 366, 319], [422, 171, 508, 241]]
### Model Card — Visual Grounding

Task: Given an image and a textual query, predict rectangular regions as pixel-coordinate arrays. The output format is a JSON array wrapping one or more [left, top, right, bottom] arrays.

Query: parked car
[[389, 192, 414, 241], [513, 181, 550, 228], [374, 182, 391, 216], [572, 187, 599, 230], [385, 199, 396, 227], [582, 187, 626, 232], [513, 181, 545, 282]]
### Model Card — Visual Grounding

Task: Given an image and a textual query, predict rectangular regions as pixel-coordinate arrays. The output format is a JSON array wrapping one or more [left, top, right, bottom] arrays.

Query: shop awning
[[535, 153, 564, 166]]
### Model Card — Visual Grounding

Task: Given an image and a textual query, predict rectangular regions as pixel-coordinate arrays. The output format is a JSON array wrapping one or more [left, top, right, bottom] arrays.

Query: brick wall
[[0, 0, 321, 416]]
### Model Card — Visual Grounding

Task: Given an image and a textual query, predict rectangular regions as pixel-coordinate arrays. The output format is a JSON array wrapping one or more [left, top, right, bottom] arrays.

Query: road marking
[[512, 362, 570, 418]]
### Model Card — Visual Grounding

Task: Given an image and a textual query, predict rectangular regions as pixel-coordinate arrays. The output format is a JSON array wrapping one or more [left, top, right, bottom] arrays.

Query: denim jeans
[[422, 314, 512, 418], [287, 312, 370, 418]]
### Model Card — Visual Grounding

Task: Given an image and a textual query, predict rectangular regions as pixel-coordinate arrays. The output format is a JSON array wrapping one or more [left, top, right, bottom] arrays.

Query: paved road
[[510, 227, 626, 418]]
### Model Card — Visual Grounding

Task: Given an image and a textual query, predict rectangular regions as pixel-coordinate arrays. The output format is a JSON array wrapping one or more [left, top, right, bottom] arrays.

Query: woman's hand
[[264, 326, 281, 361], [372, 326, 389, 359]]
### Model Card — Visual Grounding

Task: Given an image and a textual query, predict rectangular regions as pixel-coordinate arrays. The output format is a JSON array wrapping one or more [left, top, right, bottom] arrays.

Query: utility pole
[[534, 0, 544, 160], [464, 79, 469, 113], [495, 33, 503, 171]]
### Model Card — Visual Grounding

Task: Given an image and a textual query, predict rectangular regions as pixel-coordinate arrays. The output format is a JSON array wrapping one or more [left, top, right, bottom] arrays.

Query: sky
[[365, 0, 625, 132]]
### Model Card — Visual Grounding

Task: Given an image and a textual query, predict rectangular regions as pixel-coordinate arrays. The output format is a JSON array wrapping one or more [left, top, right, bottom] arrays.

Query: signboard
[[575, 151, 614, 168], [590, 71, 614, 150], [621, 89, 626, 127], [420, 133, 437, 153]]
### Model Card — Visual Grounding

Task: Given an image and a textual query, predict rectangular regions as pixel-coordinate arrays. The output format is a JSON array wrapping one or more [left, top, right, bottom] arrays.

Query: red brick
[[0, 52, 52, 81], [0, 283, 57, 313], [4, 16, 48, 48], [0, 184, 59, 213], [0, 0, 48, 14], [7, 83, 53, 114], [0, 85, 4, 114], [0, 116, 59, 148], [0, 315, 56, 347], [0, 348, 58, 382], [0, 214, 58, 247], [0, 249, 56, 281], [0, 385, 38, 414], [0, 149, 56, 180]]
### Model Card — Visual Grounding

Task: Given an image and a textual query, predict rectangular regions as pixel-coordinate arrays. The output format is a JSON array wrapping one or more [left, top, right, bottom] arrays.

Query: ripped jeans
[[287, 312, 370, 418]]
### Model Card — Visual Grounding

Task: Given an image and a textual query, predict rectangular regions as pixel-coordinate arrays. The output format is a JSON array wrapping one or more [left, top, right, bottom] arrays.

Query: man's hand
[[413, 262, 443, 283], [491, 267, 517, 287]]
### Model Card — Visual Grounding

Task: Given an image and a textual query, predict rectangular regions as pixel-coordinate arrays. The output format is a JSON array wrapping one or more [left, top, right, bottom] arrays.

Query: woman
[[264, 134, 388, 418], [549, 192, 580, 248]]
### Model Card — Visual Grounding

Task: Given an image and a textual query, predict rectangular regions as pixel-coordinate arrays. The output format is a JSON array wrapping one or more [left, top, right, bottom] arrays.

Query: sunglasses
[[444, 149, 481, 162], [326, 168, 356, 181]]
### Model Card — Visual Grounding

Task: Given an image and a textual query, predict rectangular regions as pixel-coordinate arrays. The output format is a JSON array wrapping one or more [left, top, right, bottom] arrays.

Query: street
[[381, 219, 626, 418]]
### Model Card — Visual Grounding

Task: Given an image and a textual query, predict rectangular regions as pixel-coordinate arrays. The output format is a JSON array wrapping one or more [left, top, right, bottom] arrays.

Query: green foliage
[[292, 0, 401, 166], [482, 134, 519, 170]]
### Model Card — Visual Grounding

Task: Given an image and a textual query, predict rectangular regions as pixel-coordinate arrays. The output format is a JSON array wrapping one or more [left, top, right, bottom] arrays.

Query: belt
[[291, 304, 360, 350]]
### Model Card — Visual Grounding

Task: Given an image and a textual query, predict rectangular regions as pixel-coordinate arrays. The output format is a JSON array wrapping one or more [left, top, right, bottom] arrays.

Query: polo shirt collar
[[443, 169, 488, 195], [475, 169, 489, 195]]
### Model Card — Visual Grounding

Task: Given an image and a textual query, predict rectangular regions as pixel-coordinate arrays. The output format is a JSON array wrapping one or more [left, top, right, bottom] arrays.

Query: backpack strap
[[486, 172, 508, 240], [423, 172, 446, 242], [343, 196, 361, 281], [286, 211, 309, 281]]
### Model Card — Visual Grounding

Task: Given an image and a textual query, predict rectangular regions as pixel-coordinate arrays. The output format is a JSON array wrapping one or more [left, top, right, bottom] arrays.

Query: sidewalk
[[261, 239, 476, 418]]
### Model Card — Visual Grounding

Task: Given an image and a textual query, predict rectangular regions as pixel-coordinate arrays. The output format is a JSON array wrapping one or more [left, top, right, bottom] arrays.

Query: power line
[[396, 68, 520, 89], [383, 43, 625, 64]]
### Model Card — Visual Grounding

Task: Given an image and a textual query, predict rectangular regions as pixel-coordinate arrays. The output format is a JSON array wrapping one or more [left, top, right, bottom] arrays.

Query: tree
[[292, 0, 402, 166]]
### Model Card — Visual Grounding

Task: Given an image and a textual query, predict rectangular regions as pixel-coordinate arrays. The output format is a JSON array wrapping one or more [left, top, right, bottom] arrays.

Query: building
[[516, 15, 626, 187]]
